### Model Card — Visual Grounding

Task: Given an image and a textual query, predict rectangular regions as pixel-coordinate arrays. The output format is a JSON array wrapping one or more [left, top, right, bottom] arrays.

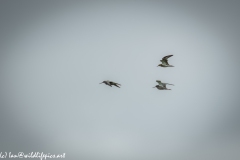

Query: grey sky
[[0, 1, 240, 160]]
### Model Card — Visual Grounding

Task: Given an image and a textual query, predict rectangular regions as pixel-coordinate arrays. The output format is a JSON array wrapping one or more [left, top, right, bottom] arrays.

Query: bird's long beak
[[153, 86, 156, 88], [99, 82, 103, 84]]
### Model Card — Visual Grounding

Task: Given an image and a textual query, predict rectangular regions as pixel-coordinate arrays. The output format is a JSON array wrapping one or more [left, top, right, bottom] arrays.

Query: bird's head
[[153, 85, 158, 88], [157, 64, 162, 67]]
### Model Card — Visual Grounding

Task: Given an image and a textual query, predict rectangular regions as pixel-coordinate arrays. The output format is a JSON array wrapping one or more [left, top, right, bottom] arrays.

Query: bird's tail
[[114, 84, 120, 88]]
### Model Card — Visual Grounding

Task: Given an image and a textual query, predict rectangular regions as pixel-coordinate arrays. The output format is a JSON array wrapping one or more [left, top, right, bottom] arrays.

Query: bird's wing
[[109, 81, 121, 86], [109, 81, 115, 84], [106, 81, 111, 85], [162, 55, 173, 60], [161, 55, 173, 65], [156, 80, 162, 85]]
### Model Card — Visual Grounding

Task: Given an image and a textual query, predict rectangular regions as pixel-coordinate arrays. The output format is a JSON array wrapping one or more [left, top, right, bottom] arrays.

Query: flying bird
[[157, 55, 174, 67], [99, 80, 121, 88], [153, 85, 171, 90], [156, 80, 174, 88]]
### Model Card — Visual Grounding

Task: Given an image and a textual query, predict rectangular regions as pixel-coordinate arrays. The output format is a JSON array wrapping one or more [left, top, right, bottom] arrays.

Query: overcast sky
[[0, 1, 240, 160]]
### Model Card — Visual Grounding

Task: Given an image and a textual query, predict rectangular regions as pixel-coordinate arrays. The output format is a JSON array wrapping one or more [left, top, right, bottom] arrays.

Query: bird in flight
[[156, 80, 174, 88], [99, 80, 121, 88], [153, 85, 171, 90], [157, 55, 174, 67]]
